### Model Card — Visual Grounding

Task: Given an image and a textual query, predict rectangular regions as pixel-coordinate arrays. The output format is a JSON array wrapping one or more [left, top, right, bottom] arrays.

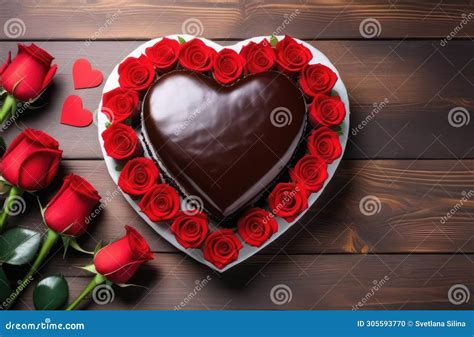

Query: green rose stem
[[4, 229, 59, 309], [0, 185, 22, 233], [0, 94, 17, 124], [66, 274, 106, 310]]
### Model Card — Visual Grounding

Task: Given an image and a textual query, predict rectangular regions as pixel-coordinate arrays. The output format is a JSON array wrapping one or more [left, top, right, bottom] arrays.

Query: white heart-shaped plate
[[97, 35, 350, 272]]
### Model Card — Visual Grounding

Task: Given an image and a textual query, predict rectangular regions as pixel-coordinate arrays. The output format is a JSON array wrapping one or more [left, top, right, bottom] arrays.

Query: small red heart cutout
[[72, 58, 103, 89], [61, 95, 93, 127]]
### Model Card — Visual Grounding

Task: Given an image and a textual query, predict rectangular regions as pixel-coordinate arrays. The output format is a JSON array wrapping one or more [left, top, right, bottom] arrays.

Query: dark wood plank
[[13, 253, 474, 310], [10, 159, 474, 254], [1, 40, 473, 159], [2, 1, 473, 40]]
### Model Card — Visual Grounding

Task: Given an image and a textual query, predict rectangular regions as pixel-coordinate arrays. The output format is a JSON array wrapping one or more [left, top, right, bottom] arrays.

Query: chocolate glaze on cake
[[142, 70, 306, 221]]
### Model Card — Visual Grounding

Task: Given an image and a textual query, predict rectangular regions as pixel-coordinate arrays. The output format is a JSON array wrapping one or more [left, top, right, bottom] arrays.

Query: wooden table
[[2, 1, 473, 310]]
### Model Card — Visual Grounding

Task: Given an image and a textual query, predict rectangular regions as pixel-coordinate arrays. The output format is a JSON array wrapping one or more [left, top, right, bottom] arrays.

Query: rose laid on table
[[67, 226, 154, 310], [0, 44, 57, 125]]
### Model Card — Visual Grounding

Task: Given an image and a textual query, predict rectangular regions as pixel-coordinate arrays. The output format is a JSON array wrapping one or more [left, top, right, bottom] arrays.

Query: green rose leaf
[[177, 36, 186, 44], [0, 228, 42, 265], [269, 35, 278, 48], [0, 266, 12, 303], [33, 275, 69, 310]]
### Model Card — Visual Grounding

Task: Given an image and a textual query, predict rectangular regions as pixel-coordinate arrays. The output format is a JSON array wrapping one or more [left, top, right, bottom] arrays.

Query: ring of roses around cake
[[97, 35, 350, 272]]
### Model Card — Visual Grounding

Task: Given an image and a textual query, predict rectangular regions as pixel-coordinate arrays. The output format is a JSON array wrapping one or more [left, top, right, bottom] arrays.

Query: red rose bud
[[170, 212, 208, 248], [101, 87, 139, 124], [268, 182, 308, 223], [0, 44, 57, 102], [213, 48, 245, 84], [290, 154, 328, 192], [102, 123, 142, 160], [237, 208, 278, 247], [299, 63, 338, 97], [275, 36, 312, 74], [240, 40, 275, 74], [138, 183, 180, 221], [118, 55, 155, 91], [94, 226, 154, 284], [179, 39, 216, 72], [307, 127, 342, 164], [118, 157, 160, 198], [203, 229, 242, 269], [0, 128, 62, 191], [44, 174, 101, 237], [145, 37, 180, 72], [309, 94, 346, 127]]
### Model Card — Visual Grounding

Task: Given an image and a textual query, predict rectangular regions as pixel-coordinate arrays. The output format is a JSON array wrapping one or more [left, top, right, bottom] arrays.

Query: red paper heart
[[72, 58, 103, 89], [61, 95, 93, 127]]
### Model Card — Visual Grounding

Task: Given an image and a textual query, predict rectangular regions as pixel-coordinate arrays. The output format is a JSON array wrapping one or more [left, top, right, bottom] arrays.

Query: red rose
[[275, 36, 312, 74], [0, 44, 57, 102], [237, 208, 278, 247], [213, 48, 244, 85], [299, 63, 337, 97], [94, 225, 154, 284], [170, 212, 208, 248], [307, 127, 342, 164], [101, 87, 139, 124], [240, 40, 275, 74], [179, 39, 216, 72], [268, 182, 308, 222], [44, 174, 101, 237], [203, 229, 242, 269], [290, 154, 328, 192], [0, 128, 62, 191], [138, 183, 180, 221], [145, 37, 180, 72], [101, 123, 142, 160], [118, 157, 160, 198], [118, 55, 155, 91], [309, 94, 345, 127]]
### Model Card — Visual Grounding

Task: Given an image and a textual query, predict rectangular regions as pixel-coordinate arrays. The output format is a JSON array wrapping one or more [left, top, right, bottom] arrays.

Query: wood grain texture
[[10, 159, 474, 254], [0, 40, 473, 159], [1, 1, 473, 40], [12, 254, 474, 310]]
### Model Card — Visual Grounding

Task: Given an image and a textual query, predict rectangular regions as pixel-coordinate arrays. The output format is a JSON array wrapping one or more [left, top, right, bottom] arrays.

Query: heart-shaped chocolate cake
[[99, 35, 349, 271], [142, 70, 306, 221]]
